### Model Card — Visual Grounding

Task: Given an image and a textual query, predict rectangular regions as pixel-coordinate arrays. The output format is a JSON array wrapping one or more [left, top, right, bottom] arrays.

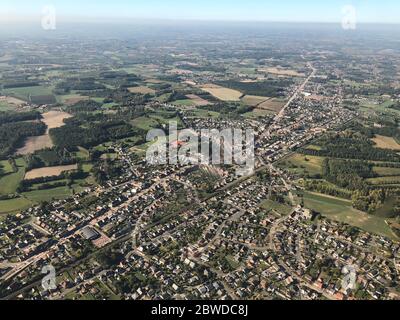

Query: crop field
[[241, 95, 270, 107], [23, 186, 75, 203], [372, 135, 400, 151], [24, 164, 78, 180], [128, 86, 156, 95], [257, 98, 286, 113], [58, 94, 90, 106], [2, 85, 54, 101], [200, 84, 243, 101], [16, 135, 53, 156], [0, 197, 32, 215], [185, 94, 211, 106], [0, 95, 26, 107], [184, 108, 220, 119], [373, 166, 400, 176], [15, 111, 72, 155], [172, 99, 195, 107], [366, 176, 400, 185], [258, 67, 305, 77], [303, 192, 397, 240]]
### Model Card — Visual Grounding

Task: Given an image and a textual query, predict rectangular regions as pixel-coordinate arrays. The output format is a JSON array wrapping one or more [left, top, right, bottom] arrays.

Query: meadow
[[303, 192, 397, 240]]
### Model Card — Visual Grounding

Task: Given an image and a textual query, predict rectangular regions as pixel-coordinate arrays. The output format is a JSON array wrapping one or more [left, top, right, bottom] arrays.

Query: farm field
[[243, 108, 275, 119], [185, 94, 211, 106], [57, 94, 90, 106], [0, 197, 32, 215], [23, 186, 75, 203], [185, 108, 220, 119], [0, 102, 15, 111], [15, 110, 72, 155], [131, 116, 161, 131], [373, 166, 400, 176], [128, 86, 156, 95], [372, 135, 400, 151], [0, 95, 26, 107], [279, 153, 324, 177], [258, 67, 305, 77], [303, 192, 397, 240], [2, 85, 54, 101], [0, 158, 26, 195], [200, 84, 242, 101], [0, 160, 13, 175], [16, 135, 53, 156], [241, 95, 270, 107], [172, 99, 195, 106], [257, 98, 286, 113], [24, 164, 78, 180], [366, 176, 400, 185], [260, 199, 293, 216]]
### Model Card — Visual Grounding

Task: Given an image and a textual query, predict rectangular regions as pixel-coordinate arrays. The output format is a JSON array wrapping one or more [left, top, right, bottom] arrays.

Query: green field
[[131, 117, 160, 131], [72, 147, 90, 160], [279, 153, 324, 177], [172, 99, 195, 106], [22, 186, 74, 203], [2, 85, 54, 101], [243, 108, 275, 119], [260, 199, 293, 216], [366, 176, 400, 185], [373, 166, 400, 177], [0, 160, 13, 175], [0, 197, 32, 216], [0, 101, 15, 111], [0, 158, 26, 195], [185, 108, 220, 119], [303, 192, 397, 240]]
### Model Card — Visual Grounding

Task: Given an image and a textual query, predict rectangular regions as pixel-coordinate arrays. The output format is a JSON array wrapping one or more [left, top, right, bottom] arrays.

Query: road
[[261, 62, 317, 141]]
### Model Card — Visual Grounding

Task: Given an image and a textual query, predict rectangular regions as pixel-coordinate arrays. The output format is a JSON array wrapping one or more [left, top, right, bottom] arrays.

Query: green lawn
[[303, 192, 397, 240]]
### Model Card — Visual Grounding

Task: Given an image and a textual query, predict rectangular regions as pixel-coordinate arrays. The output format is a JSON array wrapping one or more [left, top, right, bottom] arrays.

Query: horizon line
[[1, 16, 400, 26]]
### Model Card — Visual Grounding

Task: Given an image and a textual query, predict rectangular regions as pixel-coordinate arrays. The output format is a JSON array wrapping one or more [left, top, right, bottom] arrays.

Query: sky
[[0, 0, 399, 24]]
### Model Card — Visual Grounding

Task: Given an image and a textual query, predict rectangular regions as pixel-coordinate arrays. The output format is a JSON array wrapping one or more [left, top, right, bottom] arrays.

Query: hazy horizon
[[1, 0, 399, 24]]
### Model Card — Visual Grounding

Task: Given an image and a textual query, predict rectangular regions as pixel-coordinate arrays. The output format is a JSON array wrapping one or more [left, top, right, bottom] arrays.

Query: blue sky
[[0, 0, 399, 23]]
